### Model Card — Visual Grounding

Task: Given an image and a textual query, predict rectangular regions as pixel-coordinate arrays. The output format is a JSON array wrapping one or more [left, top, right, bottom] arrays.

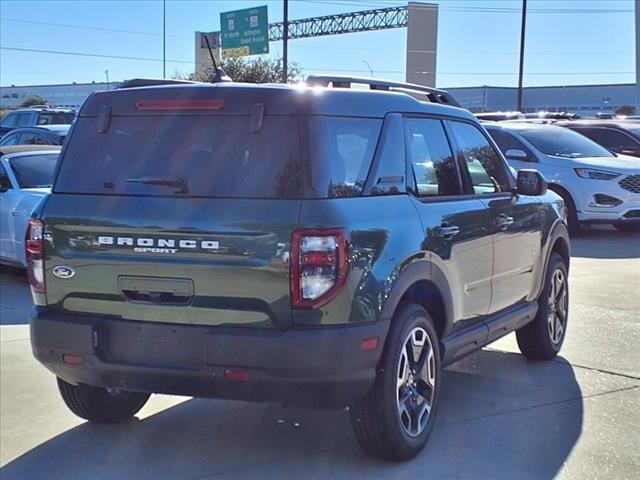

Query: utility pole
[[516, 0, 527, 112], [104, 69, 110, 90], [282, 0, 289, 83], [162, 0, 166, 79]]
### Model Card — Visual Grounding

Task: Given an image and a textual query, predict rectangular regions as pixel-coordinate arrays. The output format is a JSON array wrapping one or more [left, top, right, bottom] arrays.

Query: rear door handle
[[496, 214, 514, 229], [434, 224, 460, 240]]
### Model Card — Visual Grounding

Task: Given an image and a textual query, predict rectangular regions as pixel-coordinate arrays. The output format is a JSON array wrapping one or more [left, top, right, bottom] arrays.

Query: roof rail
[[118, 78, 202, 89], [306, 75, 460, 107]]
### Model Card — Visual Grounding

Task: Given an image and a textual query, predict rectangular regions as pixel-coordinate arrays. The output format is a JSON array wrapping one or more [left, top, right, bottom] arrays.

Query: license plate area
[[104, 321, 204, 369], [118, 276, 194, 306]]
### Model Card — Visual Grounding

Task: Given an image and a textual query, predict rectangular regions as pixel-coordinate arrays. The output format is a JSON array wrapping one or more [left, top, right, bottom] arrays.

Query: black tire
[[614, 223, 640, 233], [552, 188, 580, 235], [350, 302, 442, 461], [57, 377, 150, 424], [516, 253, 569, 360]]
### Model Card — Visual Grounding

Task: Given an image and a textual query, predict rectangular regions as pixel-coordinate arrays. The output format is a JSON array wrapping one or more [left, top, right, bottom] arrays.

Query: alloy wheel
[[547, 268, 568, 344], [396, 326, 436, 437]]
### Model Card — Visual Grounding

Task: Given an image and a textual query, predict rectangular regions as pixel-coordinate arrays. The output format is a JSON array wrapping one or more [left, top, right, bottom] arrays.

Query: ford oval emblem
[[52, 265, 75, 279]]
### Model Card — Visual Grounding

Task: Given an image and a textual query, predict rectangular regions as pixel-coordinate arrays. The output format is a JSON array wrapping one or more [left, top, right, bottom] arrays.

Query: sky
[[0, 0, 635, 88]]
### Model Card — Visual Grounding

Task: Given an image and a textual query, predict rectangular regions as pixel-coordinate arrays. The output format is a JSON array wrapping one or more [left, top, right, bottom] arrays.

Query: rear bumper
[[30, 309, 389, 409]]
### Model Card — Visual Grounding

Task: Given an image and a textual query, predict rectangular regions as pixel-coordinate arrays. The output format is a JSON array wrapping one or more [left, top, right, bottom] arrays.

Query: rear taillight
[[291, 229, 349, 309], [26, 219, 46, 294]]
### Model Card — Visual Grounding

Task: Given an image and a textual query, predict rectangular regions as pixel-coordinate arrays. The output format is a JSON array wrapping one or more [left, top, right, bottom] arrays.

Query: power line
[[0, 17, 190, 39], [1, 45, 633, 77]]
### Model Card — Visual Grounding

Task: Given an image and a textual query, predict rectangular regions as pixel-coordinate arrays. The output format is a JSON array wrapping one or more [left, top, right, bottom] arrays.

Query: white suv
[[485, 122, 640, 233]]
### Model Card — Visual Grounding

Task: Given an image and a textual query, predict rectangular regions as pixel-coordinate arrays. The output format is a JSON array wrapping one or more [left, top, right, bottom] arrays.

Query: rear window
[[9, 154, 58, 188], [55, 115, 304, 198]]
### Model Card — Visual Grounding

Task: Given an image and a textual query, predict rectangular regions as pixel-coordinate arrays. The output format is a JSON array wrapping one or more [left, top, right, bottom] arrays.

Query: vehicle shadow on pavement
[[1, 350, 582, 480], [571, 227, 640, 259]]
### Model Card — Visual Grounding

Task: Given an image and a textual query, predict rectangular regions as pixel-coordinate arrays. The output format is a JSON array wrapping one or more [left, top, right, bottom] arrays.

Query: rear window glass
[[55, 115, 303, 198], [308, 117, 382, 197], [9, 154, 58, 188]]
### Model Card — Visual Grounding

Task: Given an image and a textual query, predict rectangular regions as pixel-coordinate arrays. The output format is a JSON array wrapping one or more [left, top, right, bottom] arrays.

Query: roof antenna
[[203, 34, 232, 83]]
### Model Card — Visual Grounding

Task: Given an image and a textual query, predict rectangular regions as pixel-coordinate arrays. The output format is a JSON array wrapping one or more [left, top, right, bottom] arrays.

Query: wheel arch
[[380, 260, 454, 340]]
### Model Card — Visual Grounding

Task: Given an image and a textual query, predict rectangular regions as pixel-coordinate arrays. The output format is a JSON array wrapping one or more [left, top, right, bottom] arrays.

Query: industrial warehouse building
[[0, 81, 636, 117], [447, 83, 637, 116]]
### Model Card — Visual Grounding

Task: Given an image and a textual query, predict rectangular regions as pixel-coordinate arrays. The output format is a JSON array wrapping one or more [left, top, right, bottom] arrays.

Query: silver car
[[485, 122, 640, 233], [1, 150, 59, 266]]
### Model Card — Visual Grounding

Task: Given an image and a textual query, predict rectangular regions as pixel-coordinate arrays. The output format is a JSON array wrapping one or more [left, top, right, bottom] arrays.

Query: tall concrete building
[[405, 2, 438, 87]]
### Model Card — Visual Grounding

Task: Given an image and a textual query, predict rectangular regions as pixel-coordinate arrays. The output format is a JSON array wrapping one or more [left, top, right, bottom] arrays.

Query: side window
[[370, 114, 406, 196], [0, 165, 12, 190], [487, 129, 533, 160], [405, 118, 461, 197], [598, 129, 638, 150], [0, 133, 20, 146], [1, 113, 18, 128], [16, 113, 33, 127], [21, 133, 46, 145], [571, 127, 601, 144], [449, 121, 511, 195]]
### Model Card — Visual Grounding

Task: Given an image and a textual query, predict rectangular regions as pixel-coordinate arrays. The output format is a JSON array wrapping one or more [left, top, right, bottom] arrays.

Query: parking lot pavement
[[1, 229, 639, 480]]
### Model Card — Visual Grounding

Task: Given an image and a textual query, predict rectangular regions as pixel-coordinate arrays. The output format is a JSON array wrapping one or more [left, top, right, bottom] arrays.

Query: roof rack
[[306, 75, 460, 107], [118, 78, 202, 89]]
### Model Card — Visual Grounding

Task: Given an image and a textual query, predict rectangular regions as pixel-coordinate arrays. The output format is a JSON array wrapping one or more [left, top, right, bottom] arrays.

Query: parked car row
[[0, 145, 60, 267], [483, 122, 640, 233]]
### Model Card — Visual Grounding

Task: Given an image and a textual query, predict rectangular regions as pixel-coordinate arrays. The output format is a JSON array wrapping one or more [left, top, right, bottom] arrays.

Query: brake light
[[291, 229, 349, 309], [135, 100, 225, 111], [26, 219, 46, 294]]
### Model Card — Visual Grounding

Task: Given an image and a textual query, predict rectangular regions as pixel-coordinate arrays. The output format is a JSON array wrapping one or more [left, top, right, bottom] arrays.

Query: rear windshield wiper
[[124, 176, 189, 194]]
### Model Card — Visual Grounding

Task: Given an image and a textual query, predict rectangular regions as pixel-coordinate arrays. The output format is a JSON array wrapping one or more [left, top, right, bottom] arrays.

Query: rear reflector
[[63, 354, 84, 365], [135, 100, 225, 111], [224, 369, 251, 382], [360, 338, 379, 351]]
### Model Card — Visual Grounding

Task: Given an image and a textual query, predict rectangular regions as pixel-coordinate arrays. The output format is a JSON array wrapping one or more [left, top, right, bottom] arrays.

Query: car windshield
[[9, 153, 58, 188], [518, 127, 614, 158]]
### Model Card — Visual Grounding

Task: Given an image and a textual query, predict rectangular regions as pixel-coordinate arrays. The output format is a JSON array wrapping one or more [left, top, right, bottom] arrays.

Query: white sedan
[[1, 150, 59, 267], [485, 122, 640, 234]]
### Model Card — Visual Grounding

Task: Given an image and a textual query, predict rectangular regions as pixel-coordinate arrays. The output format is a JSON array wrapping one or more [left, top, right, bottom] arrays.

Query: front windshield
[[9, 153, 58, 188], [518, 127, 614, 159]]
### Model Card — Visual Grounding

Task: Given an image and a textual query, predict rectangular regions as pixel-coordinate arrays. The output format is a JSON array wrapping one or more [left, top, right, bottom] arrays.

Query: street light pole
[[104, 69, 110, 90], [283, 0, 289, 83], [162, 0, 166, 79], [516, 0, 527, 112]]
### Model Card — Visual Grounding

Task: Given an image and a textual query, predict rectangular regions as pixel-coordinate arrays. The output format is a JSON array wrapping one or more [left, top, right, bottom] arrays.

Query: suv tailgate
[[41, 194, 300, 329]]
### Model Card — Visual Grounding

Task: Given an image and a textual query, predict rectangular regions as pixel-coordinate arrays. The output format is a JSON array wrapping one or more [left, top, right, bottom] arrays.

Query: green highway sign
[[220, 5, 269, 57]]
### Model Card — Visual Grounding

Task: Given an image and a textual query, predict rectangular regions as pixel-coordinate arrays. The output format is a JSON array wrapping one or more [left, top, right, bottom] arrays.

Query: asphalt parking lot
[[1, 227, 638, 480]]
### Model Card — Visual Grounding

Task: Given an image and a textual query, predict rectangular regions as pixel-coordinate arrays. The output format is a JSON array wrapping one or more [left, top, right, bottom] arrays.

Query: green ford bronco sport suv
[[28, 76, 570, 461]]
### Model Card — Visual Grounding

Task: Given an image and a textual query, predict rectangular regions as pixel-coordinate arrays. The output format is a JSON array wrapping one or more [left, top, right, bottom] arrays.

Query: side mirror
[[505, 148, 530, 161], [516, 169, 547, 196]]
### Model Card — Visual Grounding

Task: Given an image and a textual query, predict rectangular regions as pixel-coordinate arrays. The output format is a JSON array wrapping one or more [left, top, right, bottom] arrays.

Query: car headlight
[[574, 168, 620, 180]]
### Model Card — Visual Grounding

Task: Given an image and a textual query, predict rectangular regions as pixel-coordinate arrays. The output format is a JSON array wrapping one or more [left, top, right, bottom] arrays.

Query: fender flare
[[535, 219, 570, 299], [380, 259, 455, 336]]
